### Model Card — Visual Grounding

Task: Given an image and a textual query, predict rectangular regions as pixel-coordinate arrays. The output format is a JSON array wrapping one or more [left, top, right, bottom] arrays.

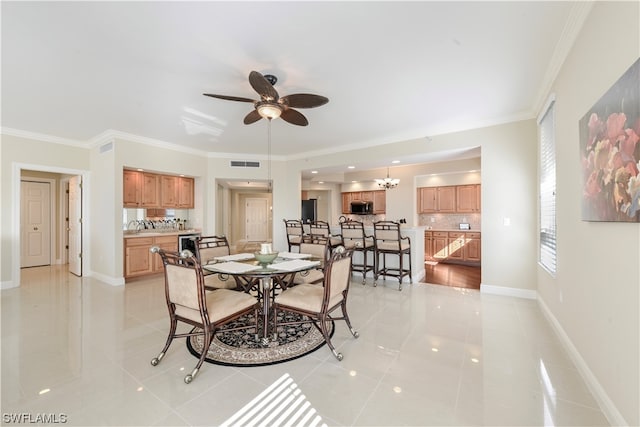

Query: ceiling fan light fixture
[[257, 102, 282, 120]]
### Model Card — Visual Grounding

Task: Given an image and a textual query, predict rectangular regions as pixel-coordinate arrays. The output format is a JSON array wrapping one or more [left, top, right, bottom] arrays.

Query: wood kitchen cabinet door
[[141, 173, 160, 208], [341, 193, 351, 214], [464, 233, 481, 262], [178, 177, 194, 208], [437, 187, 456, 212], [447, 232, 464, 261], [456, 184, 480, 213], [123, 170, 141, 207], [418, 187, 437, 212], [160, 175, 179, 207], [152, 236, 178, 273], [432, 232, 448, 260], [424, 231, 433, 260], [124, 237, 154, 278], [373, 190, 386, 213]]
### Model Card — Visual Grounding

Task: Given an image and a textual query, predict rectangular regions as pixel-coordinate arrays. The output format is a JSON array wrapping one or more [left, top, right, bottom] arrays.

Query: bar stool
[[283, 219, 304, 252], [373, 221, 412, 291], [340, 220, 375, 285], [309, 220, 342, 251]]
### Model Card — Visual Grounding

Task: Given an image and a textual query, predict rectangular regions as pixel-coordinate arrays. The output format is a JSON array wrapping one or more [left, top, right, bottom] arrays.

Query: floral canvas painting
[[580, 58, 640, 222]]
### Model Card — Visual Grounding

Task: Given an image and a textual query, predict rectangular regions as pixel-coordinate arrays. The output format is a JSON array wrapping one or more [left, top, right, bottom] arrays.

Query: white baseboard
[[480, 283, 537, 299], [88, 271, 125, 286], [1, 280, 17, 290], [537, 297, 627, 426]]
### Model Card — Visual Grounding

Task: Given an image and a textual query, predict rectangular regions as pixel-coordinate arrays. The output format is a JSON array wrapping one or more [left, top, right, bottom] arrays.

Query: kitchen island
[[330, 225, 426, 284]]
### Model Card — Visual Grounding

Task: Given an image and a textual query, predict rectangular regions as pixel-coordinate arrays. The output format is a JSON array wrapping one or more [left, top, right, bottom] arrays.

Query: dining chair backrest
[[195, 235, 230, 265], [340, 220, 374, 249], [158, 249, 208, 324], [283, 219, 304, 250], [309, 220, 331, 238], [300, 235, 330, 266], [373, 221, 410, 251], [323, 248, 353, 308]]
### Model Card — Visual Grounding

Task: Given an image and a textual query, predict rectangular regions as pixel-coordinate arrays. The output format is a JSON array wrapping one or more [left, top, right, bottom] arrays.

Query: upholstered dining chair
[[373, 221, 412, 291], [273, 247, 359, 361], [150, 248, 258, 384], [292, 235, 330, 285], [340, 220, 376, 285], [194, 235, 238, 290], [283, 219, 304, 252]]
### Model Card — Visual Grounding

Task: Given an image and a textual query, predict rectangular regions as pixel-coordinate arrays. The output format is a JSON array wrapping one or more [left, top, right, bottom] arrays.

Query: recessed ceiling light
[[351, 180, 358, 183], [391, 160, 400, 164], [318, 181, 324, 184], [347, 166, 355, 169], [311, 170, 318, 174]]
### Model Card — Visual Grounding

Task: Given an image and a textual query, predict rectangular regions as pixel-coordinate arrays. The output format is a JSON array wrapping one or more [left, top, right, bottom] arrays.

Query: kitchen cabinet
[[373, 190, 386, 214], [124, 171, 193, 209], [160, 175, 179, 207], [418, 186, 455, 213], [464, 232, 481, 262], [141, 173, 160, 208], [418, 184, 480, 213], [432, 231, 449, 260], [123, 170, 141, 207], [447, 232, 465, 261], [178, 176, 194, 208], [124, 237, 154, 278], [424, 231, 434, 259], [341, 190, 386, 214], [424, 230, 481, 264], [124, 235, 178, 279], [152, 235, 178, 273], [456, 184, 481, 213]]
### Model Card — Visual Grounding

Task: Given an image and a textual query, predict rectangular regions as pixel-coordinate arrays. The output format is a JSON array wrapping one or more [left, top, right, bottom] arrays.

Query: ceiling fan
[[203, 71, 328, 126]]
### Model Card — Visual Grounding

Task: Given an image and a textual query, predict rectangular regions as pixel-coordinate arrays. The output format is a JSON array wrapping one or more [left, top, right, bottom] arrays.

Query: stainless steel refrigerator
[[301, 199, 317, 224]]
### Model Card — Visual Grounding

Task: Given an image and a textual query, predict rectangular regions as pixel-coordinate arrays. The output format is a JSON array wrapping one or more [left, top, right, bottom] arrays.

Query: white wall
[[537, 2, 639, 425]]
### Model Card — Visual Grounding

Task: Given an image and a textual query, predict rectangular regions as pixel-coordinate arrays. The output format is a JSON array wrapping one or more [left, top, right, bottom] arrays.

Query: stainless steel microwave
[[350, 201, 373, 214]]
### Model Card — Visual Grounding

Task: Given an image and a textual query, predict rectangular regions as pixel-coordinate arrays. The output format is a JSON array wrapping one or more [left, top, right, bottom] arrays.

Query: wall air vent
[[99, 142, 113, 153], [230, 160, 261, 168]]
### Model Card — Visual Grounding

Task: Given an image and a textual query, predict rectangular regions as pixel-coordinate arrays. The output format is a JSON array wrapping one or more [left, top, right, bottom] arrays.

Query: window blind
[[539, 100, 556, 274]]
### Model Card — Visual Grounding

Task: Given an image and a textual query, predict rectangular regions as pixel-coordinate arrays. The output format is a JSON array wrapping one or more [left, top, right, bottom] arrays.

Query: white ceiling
[[1, 1, 583, 178]]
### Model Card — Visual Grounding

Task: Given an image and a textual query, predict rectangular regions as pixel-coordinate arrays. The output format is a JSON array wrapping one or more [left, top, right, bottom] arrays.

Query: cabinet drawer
[[466, 232, 481, 239], [154, 235, 177, 245], [448, 232, 465, 238], [125, 237, 154, 247], [433, 231, 448, 238]]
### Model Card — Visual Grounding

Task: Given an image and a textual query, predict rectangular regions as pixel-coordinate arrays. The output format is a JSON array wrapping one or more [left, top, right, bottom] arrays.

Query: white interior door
[[245, 198, 268, 242], [21, 181, 51, 267], [68, 175, 82, 276]]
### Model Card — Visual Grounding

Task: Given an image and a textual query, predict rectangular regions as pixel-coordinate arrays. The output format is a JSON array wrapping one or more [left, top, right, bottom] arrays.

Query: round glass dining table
[[202, 253, 321, 344]]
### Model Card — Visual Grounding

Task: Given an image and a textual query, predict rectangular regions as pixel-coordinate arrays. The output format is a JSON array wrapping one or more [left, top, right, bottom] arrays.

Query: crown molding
[[532, 1, 594, 115], [1, 127, 87, 147]]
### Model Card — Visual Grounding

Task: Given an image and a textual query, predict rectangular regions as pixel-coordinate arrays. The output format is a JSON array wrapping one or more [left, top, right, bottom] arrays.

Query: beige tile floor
[[1, 265, 609, 426]]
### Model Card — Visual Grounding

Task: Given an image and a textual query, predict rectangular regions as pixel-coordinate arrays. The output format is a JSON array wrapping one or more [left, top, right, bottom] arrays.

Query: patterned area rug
[[186, 312, 334, 367]]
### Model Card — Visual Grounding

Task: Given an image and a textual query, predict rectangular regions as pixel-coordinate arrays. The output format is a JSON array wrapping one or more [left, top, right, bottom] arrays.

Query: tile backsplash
[[418, 213, 481, 230]]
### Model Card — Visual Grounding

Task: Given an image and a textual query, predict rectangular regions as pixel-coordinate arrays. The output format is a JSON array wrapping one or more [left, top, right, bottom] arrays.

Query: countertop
[[424, 228, 481, 232], [123, 229, 201, 238]]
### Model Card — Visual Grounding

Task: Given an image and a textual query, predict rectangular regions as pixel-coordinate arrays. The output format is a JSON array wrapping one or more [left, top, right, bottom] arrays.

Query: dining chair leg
[[151, 316, 177, 366]]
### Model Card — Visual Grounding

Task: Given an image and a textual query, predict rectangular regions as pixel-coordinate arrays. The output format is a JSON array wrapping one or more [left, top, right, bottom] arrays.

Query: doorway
[[12, 165, 87, 288]]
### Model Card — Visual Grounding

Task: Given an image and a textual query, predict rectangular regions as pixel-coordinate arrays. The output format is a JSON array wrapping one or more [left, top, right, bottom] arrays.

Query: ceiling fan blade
[[280, 94, 329, 109], [203, 93, 255, 103], [243, 109, 263, 125], [249, 71, 279, 101], [280, 108, 309, 126]]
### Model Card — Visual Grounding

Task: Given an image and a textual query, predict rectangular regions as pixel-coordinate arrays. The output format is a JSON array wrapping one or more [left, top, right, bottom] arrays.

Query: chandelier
[[375, 168, 400, 190]]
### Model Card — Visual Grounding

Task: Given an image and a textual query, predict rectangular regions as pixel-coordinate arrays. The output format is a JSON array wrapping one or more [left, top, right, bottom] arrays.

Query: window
[[539, 96, 556, 274]]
